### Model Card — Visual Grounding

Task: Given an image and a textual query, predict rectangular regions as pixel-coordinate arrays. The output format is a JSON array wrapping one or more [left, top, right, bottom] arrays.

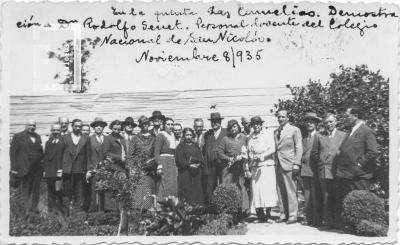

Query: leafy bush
[[197, 213, 233, 235], [274, 65, 389, 198], [342, 190, 388, 236], [139, 196, 211, 236], [211, 183, 242, 218], [86, 211, 120, 226], [355, 220, 388, 237]]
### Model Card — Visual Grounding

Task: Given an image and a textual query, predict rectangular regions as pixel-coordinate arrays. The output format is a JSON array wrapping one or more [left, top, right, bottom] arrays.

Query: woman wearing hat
[[153, 117, 179, 200], [216, 119, 249, 212], [246, 116, 278, 223], [127, 115, 157, 210]]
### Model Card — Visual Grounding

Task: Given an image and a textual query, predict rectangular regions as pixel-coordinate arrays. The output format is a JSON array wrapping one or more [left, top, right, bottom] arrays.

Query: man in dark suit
[[43, 123, 64, 212], [203, 112, 227, 204], [274, 109, 303, 224], [83, 117, 107, 212], [300, 112, 322, 227], [10, 119, 44, 216], [60, 119, 91, 212], [149, 111, 165, 137], [335, 105, 379, 226], [312, 113, 347, 229]]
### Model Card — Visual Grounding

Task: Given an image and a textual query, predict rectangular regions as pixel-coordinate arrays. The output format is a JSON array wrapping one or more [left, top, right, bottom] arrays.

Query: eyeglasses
[[166, 123, 173, 126]]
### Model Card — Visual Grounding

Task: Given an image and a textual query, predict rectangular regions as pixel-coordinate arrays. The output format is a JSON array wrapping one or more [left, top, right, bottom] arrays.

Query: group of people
[[10, 105, 379, 231]]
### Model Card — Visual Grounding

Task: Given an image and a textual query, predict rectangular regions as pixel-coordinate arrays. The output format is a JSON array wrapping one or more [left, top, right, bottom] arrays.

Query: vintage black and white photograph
[[0, 0, 398, 243]]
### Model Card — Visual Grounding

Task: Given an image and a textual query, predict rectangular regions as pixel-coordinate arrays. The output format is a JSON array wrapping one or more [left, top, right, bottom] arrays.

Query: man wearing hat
[[83, 117, 107, 212], [149, 111, 165, 137], [274, 109, 303, 224], [121, 117, 138, 154], [241, 116, 252, 137], [203, 112, 227, 204], [300, 112, 322, 227]]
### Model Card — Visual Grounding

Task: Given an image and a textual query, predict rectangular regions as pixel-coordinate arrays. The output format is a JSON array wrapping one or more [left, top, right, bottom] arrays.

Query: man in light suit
[[274, 109, 303, 224], [60, 119, 91, 212], [300, 112, 322, 227], [335, 105, 379, 227], [10, 119, 44, 217], [312, 113, 347, 229], [203, 112, 227, 204]]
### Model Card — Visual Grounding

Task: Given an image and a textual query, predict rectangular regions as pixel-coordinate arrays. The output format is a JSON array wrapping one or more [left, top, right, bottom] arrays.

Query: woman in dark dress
[[175, 128, 204, 205], [127, 115, 156, 210]]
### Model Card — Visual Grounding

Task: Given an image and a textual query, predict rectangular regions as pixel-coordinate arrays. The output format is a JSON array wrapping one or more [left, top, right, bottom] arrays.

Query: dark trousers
[[334, 178, 370, 226], [204, 164, 218, 205], [319, 178, 335, 226], [63, 173, 84, 209], [46, 177, 63, 211], [83, 177, 98, 212], [20, 166, 42, 215], [302, 176, 322, 226]]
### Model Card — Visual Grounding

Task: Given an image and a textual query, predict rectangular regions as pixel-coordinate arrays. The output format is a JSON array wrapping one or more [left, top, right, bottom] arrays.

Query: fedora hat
[[138, 115, 150, 127], [149, 111, 165, 121], [122, 117, 138, 128], [250, 116, 264, 126], [304, 112, 322, 123], [208, 112, 224, 121], [90, 117, 107, 128]]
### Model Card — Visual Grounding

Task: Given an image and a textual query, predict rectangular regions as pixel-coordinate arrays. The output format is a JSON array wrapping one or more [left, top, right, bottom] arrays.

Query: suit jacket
[[43, 137, 63, 178], [10, 130, 44, 177], [300, 132, 319, 177], [60, 133, 91, 174], [312, 129, 347, 179], [274, 123, 303, 171], [149, 128, 162, 138], [336, 123, 379, 179], [203, 128, 227, 175], [88, 134, 105, 171], [102, 134, 127, 165]]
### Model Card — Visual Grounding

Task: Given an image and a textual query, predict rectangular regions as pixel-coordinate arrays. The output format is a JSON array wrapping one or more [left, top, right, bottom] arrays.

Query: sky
[[2, 1, 399, 95]]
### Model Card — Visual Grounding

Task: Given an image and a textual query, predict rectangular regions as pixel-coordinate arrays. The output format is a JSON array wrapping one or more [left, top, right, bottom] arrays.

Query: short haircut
[[163, 117, 174, 127], [109, 120, 122, 129], [71, 119, 82, 126], [193, 118, 204, 124], [82, 124, 90, 128], [276, 109, 288, 117], [324, 113, 336, 121], [173, 123, 182, 129], [51, 123, 61, 129], [348, 105, 365, 120], [182, 127, 195, 136]]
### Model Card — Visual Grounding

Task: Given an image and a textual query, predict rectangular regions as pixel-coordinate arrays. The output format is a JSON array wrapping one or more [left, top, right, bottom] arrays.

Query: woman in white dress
[[246, 116, 278, 223]]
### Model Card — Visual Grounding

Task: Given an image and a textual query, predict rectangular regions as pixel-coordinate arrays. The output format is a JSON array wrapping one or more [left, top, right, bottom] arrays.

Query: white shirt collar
[[350, 121, 364, 136], [71, 133, 81, 145], [213, 127, 222, 139], [328, 128, 337, 138]]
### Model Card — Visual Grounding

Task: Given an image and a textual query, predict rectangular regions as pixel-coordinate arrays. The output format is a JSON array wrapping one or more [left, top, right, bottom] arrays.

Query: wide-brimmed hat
[[90, 117, 107, 128], [304, 112, 322, 123], [208, 112, 224, 121], [122, 117, 138, 128], [250, 116, 264, 126], [149, 111, 165, 121], [138, 115, 150, 127]]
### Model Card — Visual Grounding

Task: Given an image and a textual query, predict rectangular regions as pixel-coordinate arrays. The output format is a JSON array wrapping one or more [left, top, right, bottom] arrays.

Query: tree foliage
[[273, 65, 389, 198], [48, 37, 101, 93]]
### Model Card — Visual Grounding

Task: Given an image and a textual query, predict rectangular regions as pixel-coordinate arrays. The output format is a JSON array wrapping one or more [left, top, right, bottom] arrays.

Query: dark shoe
[[275, 218, 287, 223]]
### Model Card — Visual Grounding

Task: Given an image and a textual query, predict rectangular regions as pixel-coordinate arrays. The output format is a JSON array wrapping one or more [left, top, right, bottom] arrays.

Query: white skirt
[[250, 164, 278, 212]]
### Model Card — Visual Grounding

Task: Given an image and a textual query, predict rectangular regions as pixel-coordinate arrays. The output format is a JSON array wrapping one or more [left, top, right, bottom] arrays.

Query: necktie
[[277, 127, 282, 140]]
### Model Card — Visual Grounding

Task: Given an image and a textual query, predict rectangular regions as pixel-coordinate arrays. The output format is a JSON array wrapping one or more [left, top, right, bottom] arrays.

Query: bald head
[[25, 119, 36, 133], [58, 116, 69, 133], [51, 123, 61, 138]]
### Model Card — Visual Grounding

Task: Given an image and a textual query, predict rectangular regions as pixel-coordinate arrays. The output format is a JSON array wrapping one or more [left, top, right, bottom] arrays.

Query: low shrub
[[355, 220, 388, 237], [211, 183, 242, 218], [342, 190, 388, 236], [197, 213, 233, 235]]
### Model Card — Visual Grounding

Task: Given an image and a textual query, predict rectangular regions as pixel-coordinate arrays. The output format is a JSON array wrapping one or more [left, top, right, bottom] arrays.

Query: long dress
[[154, 131, 179, 200], [175, 142, 204, 205], [127, 132, 156, 209], [247, 127, 278, 213], [216, 133, 250, 211]]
